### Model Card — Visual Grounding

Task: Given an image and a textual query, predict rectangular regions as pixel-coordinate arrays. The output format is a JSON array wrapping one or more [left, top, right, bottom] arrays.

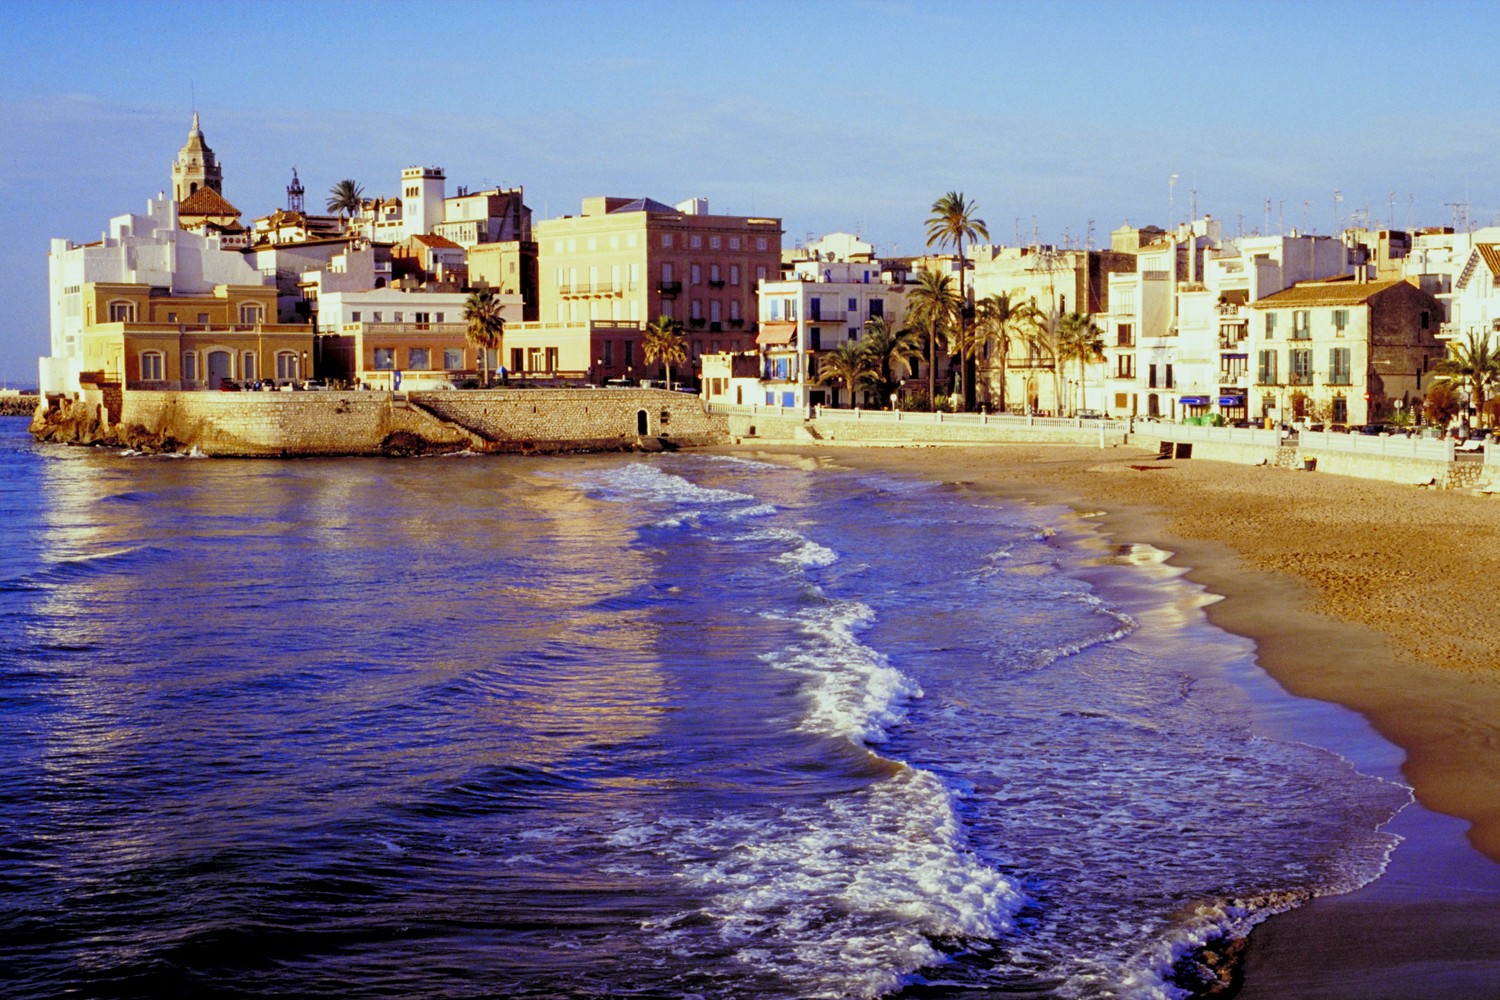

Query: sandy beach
[[732, 440, 1500, 997]]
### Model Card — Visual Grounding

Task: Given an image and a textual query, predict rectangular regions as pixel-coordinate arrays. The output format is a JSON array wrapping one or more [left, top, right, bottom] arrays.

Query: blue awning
[[1180, 396, 1208, 405], [1218, 395, 1245, 406]]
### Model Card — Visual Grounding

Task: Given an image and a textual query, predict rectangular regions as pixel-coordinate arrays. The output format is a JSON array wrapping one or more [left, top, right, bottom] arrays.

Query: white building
[[743, 258, 909, 409], [41, 195, 267, 394]]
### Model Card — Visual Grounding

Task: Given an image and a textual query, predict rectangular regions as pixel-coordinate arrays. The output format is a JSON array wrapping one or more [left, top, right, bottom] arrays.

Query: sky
[[3, 0, 1500, 384]]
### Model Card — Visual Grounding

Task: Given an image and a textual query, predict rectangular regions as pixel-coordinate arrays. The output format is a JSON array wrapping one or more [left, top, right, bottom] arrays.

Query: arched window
[[276, 351, 300, 381], [239, 303, 264, 325], [140, 351, 165, 382], [107, 300, 136, 322]]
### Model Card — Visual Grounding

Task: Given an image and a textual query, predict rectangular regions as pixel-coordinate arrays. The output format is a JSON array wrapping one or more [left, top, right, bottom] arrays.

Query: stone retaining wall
[[32, 388, 729, 457], [412, 389, 726, 452]]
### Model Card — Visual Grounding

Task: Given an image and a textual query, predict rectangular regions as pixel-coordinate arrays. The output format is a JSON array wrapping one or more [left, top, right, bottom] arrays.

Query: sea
[[0, 417, 1413, 999]]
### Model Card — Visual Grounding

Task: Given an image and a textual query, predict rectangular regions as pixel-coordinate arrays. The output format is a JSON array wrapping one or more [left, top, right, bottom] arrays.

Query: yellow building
[[535, 196, 782, 360], [79, 282, 313, 389]]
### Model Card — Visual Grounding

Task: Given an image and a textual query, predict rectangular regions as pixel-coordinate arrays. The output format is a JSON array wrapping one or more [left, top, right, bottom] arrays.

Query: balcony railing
[[658, 281, 683, 296], [558, 282, 631, 297], [808, 309, 849, 323]]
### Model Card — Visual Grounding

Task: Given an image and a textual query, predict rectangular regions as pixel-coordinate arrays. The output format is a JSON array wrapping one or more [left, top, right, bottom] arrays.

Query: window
[[242, 353, 256, 380], [691, 300, 703, 320], [691, 264, 702, 285], [710, 264, 721, 284], [1332, 396, 1348, 423], [729, 299, 741, 321], [848, 327, 860, 341], [729, 237, 741, 250], [586, 237, 597, 251], [511, 348, 524, 372], [393, 312, 404, 323], [1333, 309, 1349, 333], [372, 312, 383, 322], [1257, 350, 1278, 385], [1265, 313, 1278, 338], [729, 264, 740, 286], [435, 312, 444, 323], [869, 298, 884, 317], [1292, 310, 1310, 340], [182, 352, 198, 382], [373, 348, 395, 370], [408, 348, 430, 370], [662, 262, 674, 282], [414, 312, 430, 325], [239, 303, 263, 324], [140, 350, 164, 381], [1328, 347, 1351, 384], [276, 351, 300, 381], [1115, 354, 1135, 378], [1290, 348, 1312, 384], [167, 312, 178, 323], [710, 300, 722, 323], [690, 235, 702, 249], [603, 340, 614, 366], [352, 311, 362, 322], [623, 341, 634, 366], [756, 237, 768, 251], [709, 236, 721, 249], [848, 297, 858, 311], [197, 313, 209, 324], [1421, 311, 1431, 330], [443, 348, 463, 369], [1165, 363, 1174, 388], [756, 265, 768, 283], [108, 300, 136, 322], [661, 233, 673, 248], [1116, 323, 1133, 346], [1148, 363, 1158, 389]]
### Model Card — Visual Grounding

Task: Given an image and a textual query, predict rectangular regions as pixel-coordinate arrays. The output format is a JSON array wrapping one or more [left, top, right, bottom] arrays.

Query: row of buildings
[[40, 117, 783, 396], [40, 116, 1488, 429]]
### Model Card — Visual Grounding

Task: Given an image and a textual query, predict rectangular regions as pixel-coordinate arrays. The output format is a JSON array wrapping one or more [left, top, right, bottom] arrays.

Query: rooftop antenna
[[1388, 191, 1396, 230], [1333, 189, 1343, 235], [1014, 217, 1022, 245], [1237, 212, 1244, 238], [1302, 199, 1311, 235], [1278, 200, 1284, 235], [1263, 199, 1272, 234], [1168, 173, 1179, 226], [1032, 215, 1039, 246], [1085, 218, 1095, 251], [1190, 184, 1198, 221], [1407, 193, 1414, 231]]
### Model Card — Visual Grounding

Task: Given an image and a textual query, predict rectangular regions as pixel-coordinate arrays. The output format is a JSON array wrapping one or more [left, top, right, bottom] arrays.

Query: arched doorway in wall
[[636, 409, 649, 435], [207, 350, 233, 389]]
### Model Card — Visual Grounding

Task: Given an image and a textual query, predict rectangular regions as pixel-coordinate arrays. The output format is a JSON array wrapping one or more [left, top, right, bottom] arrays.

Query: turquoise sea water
[[0, 419, 1411, 998]]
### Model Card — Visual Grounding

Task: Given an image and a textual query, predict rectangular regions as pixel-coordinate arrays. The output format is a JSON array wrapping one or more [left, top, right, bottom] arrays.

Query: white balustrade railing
[[1297, 429, 1455, 462]]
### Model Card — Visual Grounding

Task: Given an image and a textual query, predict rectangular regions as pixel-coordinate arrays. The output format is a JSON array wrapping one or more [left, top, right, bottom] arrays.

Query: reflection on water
[[0, 426, 1410, 1000]]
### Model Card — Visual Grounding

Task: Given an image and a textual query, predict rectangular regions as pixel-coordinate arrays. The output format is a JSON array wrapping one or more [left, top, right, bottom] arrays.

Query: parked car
[[1076, 409, 1103, 420], [218, 378, 241, 391]]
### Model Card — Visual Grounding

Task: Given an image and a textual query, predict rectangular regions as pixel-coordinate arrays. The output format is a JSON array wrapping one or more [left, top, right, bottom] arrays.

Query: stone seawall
[[413, 389, 726, 453], [31, 389, 729, 457]]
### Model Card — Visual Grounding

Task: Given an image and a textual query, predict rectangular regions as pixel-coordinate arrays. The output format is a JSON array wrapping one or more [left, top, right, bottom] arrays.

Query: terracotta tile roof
[[178, 186, 240, 218], [412, 233, 462, 249], [1251, 276, 1411, 308]]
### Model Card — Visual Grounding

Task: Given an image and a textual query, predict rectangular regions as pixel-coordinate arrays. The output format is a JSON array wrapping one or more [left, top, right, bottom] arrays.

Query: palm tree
[[1056, 312, 1105, 416], [326, 179, 364, 232], [976, 293, 1041, 413], [463, 288, 504, 387], [926, 192, 989, 409], [1432, 329, 1500, 426], [906, 269, 961, 404], [861, 315, 922, 407], [643, 315, 688, 389], [813, 341, 877, 407]]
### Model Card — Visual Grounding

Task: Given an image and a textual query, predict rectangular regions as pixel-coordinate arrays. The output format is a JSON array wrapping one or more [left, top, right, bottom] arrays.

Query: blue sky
[[3, 0, 1499, 383]]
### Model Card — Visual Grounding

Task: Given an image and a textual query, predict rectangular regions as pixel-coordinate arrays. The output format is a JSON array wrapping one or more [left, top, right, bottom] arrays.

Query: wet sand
[[729, 441, 1500, 997]]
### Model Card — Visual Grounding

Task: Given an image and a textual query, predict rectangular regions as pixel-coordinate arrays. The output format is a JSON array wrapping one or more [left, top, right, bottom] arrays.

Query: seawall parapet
[[30, 388, 730, 457]]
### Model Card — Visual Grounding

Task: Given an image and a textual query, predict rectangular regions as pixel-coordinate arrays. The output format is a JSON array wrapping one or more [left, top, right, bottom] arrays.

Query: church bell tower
[[172, 113, 223, 203]]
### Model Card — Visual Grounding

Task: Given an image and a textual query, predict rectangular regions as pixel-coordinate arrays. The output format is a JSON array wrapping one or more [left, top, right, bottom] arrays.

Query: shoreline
[[725, 441, 1500, 997]]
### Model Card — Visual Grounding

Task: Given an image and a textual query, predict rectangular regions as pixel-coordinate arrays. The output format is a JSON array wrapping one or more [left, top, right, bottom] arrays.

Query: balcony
[[657, 281, 683, 296], [808, 309, 848, 324], [558, 282, 625, 297], [708, 279, 725, 288]]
